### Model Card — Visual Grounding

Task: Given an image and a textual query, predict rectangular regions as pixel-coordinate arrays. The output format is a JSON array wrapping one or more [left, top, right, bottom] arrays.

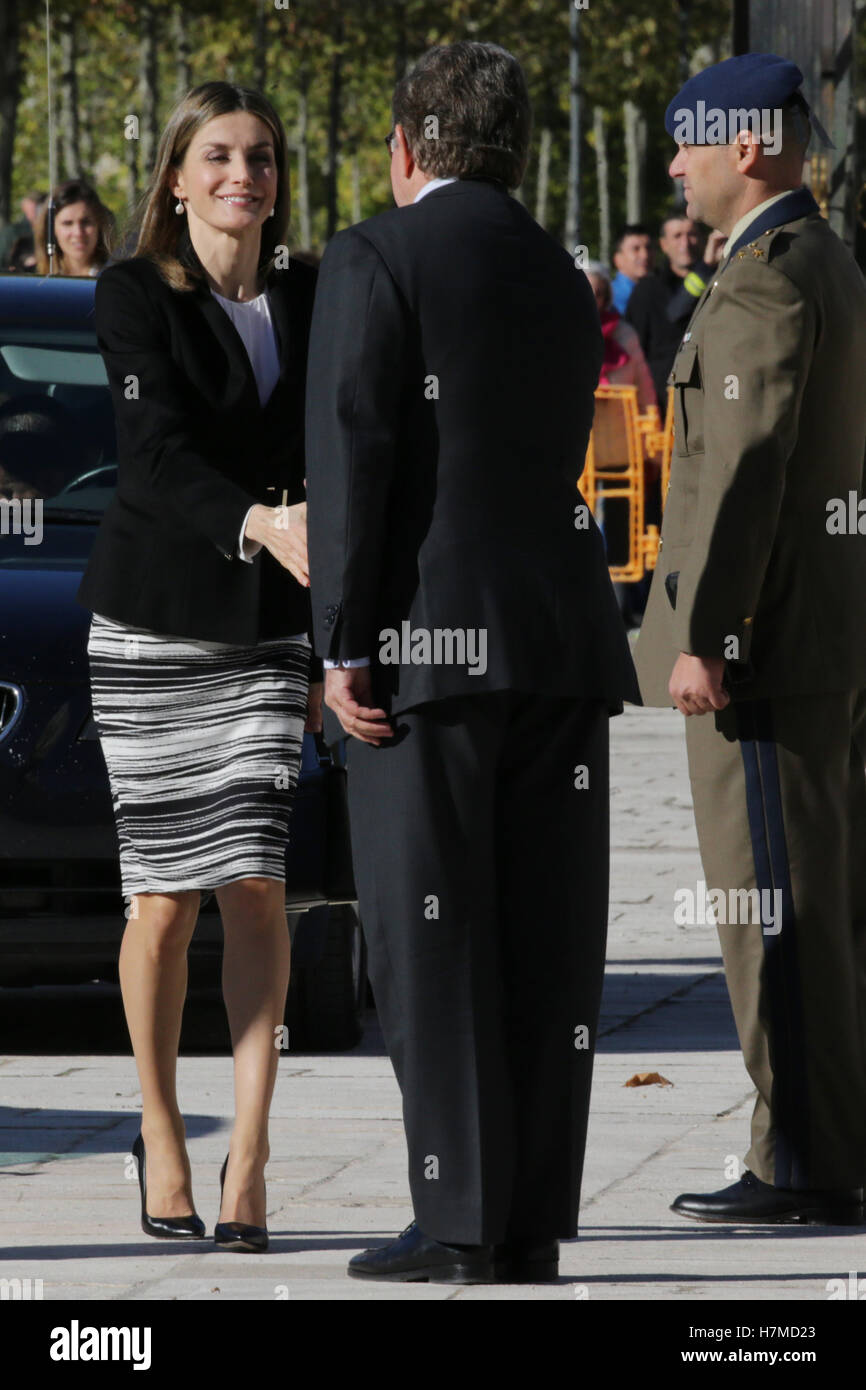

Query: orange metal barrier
[[582, 384, 673, 583], [647, 385, 675, 505]]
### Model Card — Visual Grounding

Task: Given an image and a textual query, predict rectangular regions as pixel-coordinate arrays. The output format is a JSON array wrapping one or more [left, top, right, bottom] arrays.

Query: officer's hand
[[669, 653, 730, 716], [324, 667, 394, 746], [704, 230, 727, 266]]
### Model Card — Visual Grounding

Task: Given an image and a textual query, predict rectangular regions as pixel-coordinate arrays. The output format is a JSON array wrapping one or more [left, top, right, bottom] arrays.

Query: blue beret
[[665, 52, 832, 148]]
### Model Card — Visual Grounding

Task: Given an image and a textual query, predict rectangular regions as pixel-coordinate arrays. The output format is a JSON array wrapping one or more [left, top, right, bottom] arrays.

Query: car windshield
[[0, 327, 116, 517]]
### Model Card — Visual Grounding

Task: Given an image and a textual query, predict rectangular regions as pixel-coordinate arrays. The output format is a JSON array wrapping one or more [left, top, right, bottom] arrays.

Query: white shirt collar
[[722, 189, 798, 260], [413, 177, 459, 204]]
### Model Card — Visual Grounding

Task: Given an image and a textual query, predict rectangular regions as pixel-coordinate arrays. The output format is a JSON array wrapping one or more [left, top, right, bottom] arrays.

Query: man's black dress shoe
[[494, 1239, 560, 1283], [132, 1132, 206, 1240], [348, 1221, 496, 1283], [671, 1170, 865, 1225]]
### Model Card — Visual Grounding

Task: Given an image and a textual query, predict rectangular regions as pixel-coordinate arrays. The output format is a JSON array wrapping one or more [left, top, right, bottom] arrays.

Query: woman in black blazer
[[77, 81, 320, 1252]]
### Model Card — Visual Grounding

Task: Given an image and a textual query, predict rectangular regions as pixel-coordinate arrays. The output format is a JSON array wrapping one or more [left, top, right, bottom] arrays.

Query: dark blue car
[[0, 272, 365, 1049]]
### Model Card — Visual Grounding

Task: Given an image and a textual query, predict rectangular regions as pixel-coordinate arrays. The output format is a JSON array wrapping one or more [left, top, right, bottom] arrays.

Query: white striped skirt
[[86, 613, 310, 899]]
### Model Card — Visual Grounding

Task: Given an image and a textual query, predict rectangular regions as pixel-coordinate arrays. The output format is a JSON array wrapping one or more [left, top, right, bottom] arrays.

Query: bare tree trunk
[[58, 10, 82, 179], [47, 62, 59, 212], [350, 151, 361, 224], [679, 0, 694, 81], [394, 0, 408, 83], [285, 0, 309, 244], [125, 122, 139, 212], [295, 72, 311, 246], [80, 106, 93, 176], [326, 9, 343, 239], [534, 126, 551, 228], [593, 105, 610, 265], [172, 3, 192, 100], [139, 2, 160, 179], [0, 0, 21, 226], [624, 100, 647, 223], [565, 0, 581, 250], [254, 0, 267, 91]]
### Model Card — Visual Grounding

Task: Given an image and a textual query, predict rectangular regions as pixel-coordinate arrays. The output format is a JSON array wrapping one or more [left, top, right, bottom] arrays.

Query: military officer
[[635, 52, 866, 1224]]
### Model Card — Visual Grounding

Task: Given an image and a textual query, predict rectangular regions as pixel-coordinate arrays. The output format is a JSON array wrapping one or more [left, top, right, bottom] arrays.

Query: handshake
[[244, 500, 310, 588]]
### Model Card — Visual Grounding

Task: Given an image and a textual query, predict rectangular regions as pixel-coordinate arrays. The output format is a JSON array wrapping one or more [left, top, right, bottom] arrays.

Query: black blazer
[[306, 177, 639, 718], [77, 233, 319, 657]]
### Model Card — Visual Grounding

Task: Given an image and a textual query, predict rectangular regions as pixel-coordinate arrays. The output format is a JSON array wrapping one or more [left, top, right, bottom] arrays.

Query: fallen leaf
[[624, 1071, 673, 1087]]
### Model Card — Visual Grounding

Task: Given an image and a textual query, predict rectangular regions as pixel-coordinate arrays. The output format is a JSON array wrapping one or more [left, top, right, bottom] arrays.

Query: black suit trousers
[[346, 690, 610, 1244]]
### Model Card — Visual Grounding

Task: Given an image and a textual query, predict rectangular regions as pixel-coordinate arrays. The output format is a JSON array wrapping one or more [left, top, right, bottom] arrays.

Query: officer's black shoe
[[671, 1170, 865, 1225], [494, 1238, 560, 1283], [347, 1220, 496, 1283]]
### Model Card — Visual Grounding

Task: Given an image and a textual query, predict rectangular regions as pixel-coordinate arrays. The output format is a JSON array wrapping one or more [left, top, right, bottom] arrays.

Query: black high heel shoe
[[214, 1153, 269, 1252], [132, 1132, 206, 1240]]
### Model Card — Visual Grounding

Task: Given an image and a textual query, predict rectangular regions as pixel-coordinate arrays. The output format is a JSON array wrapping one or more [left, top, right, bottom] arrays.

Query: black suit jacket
[[77, 237, 319, 657], [306, 178, 638, 722]]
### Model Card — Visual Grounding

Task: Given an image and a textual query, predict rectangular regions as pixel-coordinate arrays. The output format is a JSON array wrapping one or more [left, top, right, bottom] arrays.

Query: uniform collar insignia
[[726, 186, 820, 261]]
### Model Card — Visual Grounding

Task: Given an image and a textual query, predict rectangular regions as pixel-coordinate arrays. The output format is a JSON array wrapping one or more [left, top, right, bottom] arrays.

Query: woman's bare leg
[[118, 890, 201, 1217], [215, 877, 290, 1227]]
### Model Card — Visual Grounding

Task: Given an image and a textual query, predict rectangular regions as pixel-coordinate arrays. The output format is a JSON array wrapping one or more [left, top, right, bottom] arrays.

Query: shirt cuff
[[323, 657, 370, 668], [238, 505, 263, 562]]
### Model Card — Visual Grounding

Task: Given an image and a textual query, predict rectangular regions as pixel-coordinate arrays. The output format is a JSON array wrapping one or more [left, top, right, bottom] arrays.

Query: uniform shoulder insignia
[[761, 225, 786, 258], [736, 232, 777, 264]]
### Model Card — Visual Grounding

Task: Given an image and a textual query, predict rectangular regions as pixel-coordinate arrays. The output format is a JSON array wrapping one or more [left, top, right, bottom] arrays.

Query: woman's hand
[[245, 501, 309, 586], [305, 680, 324, 733]]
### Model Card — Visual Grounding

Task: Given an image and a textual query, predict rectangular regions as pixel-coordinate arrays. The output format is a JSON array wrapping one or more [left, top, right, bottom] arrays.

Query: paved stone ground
[[1, 705, 864, 1302]]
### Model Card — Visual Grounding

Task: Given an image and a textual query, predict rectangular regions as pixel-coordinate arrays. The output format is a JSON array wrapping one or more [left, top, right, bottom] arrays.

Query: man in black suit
[[306, 41, 638, 1284]]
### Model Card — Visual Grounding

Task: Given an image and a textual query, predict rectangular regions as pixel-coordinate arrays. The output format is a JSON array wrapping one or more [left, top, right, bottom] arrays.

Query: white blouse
[[210, 288, 279, 565], [211, 288, 281, 407], [211, 286, 280, 405]]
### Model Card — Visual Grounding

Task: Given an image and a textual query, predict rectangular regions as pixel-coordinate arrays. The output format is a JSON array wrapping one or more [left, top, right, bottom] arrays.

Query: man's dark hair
[[659, 209, 694, 237], [613, 224, 651, 254], [393, 41, 531, 189]]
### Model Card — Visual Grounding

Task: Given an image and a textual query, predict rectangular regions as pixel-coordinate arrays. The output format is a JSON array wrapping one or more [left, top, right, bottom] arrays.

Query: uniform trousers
[[346, 690, 610, 1245], [685, 690, 866, 1190]]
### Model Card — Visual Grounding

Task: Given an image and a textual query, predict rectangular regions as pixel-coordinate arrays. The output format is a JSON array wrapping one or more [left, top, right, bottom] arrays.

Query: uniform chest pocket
[[669, 339, 703, 457]]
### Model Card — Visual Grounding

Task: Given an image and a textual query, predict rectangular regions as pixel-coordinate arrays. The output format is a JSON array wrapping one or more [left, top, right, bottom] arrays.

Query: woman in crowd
[[585, 260, 656, 411], [34, 179, 113, 276]]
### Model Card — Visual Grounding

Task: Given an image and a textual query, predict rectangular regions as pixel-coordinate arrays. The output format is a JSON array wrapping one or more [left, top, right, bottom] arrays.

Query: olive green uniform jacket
[[635, 198, 866, 705]]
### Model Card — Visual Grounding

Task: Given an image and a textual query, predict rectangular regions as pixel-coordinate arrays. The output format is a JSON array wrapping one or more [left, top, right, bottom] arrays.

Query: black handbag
[[317, 734, 357, 903], [283, 733, 357, 905]]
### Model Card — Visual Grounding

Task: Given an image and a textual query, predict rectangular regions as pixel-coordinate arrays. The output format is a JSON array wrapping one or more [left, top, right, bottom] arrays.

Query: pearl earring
[[269, 207, 275, 217], [174, 200, 185, 215]]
